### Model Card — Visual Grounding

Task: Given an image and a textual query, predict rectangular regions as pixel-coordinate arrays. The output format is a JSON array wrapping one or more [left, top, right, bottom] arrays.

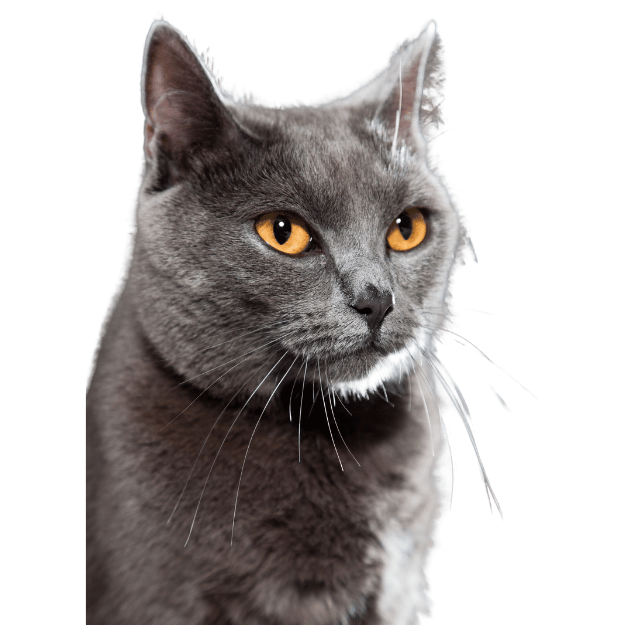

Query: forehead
[[252, 107, 428, 230]]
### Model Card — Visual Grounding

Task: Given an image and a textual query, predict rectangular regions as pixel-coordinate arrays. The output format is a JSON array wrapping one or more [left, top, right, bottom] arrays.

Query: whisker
[[184, 352, 290, 546], [196, 319, 291, 357], [222, 333, 243, 357], [491, 386, 510, 411], [391, 58, 402, 155], [334, 393, 353, 417], [416, 310, 454, 322], [381, 382, 389, 403], [420, 349, 502, 517], [415, 372, 435, 457], [375, 388, 394, 407], [405, 364, 412, 414], [184, 332, 295, 386], [318, 361, 343, 471], [466, 236, 478, 263], [427, 350, 471, 422], [408, 351, 441, 424], [167, 351, 276, 526], [308, 372, 320, 419], [161, 389, 209, 433], [409, 352, 454, 498], [231, 357, 298, 544], [326, 367, 360, 467], [298, 357, 308, 463], [417, 305, 494, 317], [160, 349, 265, 431], [149, 319, 291, 364], [422, 324, 536, 399], [415, 305, 453, 315], [158, 331, 296, 399], [437, 405, 455, 510], [288, 359, 306, 422], [426, 126, 451, 144]]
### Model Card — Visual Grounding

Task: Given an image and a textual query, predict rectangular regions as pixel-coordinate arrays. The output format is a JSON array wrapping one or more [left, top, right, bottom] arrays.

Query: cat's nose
[[351, 285, 394, 333]]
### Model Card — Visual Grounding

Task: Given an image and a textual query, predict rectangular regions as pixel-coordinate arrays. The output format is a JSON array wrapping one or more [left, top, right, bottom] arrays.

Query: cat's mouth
[[326, 340, 421, 400], [277, 325, 425, 401]]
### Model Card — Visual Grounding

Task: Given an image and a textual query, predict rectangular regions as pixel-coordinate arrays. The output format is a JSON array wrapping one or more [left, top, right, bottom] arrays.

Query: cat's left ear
[[341, 22, 443, 148], [141, 21, 241, 180]]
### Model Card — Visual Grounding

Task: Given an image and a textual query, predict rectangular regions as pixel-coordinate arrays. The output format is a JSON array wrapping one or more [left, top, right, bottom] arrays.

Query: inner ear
[[335, 22, 443, 147], [141, 21, 240, 178], [377, 56, 423, 144], [377, 24, 442, 146]]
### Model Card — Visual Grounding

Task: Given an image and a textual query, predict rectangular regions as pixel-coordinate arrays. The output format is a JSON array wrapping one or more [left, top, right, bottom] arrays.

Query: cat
[[87, 19, 465, 625]]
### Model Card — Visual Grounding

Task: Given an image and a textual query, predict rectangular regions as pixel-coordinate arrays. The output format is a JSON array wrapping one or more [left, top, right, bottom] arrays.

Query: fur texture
[[87, 20, 462, 625]]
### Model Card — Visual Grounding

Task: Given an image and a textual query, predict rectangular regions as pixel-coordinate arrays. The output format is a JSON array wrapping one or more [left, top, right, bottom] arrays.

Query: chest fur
[[88, 347, 439, 625]]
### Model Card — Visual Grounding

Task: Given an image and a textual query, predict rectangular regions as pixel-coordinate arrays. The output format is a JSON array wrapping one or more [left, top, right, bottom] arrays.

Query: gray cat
[[87, 20, 464, 624]]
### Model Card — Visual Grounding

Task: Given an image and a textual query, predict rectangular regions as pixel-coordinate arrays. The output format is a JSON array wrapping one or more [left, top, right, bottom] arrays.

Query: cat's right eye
[[254, 212, 312, 255], [386, 207, 427, 252]]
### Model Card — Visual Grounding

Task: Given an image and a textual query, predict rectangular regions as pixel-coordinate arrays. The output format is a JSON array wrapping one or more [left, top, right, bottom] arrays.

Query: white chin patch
[[333, 340, 422, 400]]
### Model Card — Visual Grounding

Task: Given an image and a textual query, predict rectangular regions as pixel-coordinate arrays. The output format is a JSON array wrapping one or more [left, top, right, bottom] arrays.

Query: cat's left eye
[[387, 207, 427, 252], [254, 212, 312, 255]]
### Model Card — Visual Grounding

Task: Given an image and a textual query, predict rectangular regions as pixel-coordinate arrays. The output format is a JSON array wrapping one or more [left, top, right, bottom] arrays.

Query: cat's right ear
[[141, 21, 239, 183], [338, 22, 443, 151]]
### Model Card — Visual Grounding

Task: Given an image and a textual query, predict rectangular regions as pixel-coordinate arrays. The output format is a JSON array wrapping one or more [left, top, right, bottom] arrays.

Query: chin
[[331, 339, 421, 400]]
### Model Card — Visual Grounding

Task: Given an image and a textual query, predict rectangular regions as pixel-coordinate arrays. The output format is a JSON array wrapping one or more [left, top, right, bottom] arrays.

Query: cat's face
[[131, 22, 461, 401]]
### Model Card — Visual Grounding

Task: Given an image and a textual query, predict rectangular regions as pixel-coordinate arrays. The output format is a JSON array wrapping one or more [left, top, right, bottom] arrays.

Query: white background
[[3, 1, 624, 623]]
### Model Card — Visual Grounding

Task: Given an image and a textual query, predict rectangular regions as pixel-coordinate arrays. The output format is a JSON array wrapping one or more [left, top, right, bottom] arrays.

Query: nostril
[[350, 287, 394, 333]]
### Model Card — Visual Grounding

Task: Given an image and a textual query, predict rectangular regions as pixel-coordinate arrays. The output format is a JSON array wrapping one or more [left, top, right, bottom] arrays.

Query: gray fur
[[87, 20, 462, 625]]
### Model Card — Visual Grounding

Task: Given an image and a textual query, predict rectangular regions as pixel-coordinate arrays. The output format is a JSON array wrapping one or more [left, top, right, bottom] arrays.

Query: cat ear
[[141, 21, 239, 179], [342, 22, 443, 148]]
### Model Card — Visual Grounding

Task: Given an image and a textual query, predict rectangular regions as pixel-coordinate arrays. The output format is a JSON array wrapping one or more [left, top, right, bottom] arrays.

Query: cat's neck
[[89, 283, 431, 473]]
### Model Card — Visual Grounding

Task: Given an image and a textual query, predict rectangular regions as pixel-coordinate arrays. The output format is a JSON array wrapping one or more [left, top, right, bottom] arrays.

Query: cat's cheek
[[234, 250, 332, 312]]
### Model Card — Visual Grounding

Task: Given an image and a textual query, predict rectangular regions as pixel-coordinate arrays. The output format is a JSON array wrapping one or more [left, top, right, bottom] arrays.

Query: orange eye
[[386, 207, 427, 251], [254, 212, 312, 255]]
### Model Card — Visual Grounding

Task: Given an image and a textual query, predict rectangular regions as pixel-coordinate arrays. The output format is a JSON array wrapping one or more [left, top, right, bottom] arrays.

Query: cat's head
[[130, 21, 462, 401]]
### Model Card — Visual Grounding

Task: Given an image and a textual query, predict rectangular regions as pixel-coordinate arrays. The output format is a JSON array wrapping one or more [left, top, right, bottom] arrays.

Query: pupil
[[273, 216, 292, 245], [397, 213, 412, 240]]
